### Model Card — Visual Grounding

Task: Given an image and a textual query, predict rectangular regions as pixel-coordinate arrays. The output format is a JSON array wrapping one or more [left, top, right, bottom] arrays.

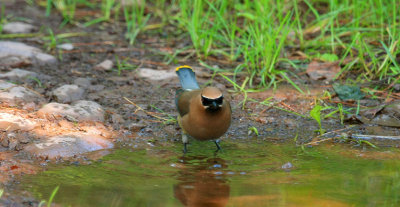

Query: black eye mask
[[201, 95, 223, 106]]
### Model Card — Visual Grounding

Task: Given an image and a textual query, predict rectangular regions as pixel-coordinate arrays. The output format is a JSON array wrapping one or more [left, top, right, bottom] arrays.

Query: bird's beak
[[209, 101, 219, 110]]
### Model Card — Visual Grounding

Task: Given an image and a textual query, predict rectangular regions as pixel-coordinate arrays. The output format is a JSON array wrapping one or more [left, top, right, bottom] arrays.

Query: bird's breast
[[182, 108, 231, 141]]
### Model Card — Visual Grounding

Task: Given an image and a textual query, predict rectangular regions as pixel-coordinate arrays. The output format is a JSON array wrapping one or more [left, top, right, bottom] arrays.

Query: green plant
[[114, 56, 137, 75], [0, 189, 3, 198], [51, 0, 77, 26], [150, 104, 176, 125], [248, 126, 259, 136], [44, 28, 57, 51], [356, 140, 378, 149], [84, 0, 117, 27], [124, 0, 151, 44], [310, 101, 326, 135], [38, 186, 59, 207]]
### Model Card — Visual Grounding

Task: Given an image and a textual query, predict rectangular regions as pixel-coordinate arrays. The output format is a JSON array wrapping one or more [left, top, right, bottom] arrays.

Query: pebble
[[73, 78, 91, 88], [94, 59, 113, 71], [56, 43, 74, 51], [281, 162, 294, 170], [2, 22, 36, 34]]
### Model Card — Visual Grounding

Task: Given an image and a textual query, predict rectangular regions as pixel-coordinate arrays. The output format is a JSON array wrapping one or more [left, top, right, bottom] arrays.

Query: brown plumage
[[175, 66, 231, 152]]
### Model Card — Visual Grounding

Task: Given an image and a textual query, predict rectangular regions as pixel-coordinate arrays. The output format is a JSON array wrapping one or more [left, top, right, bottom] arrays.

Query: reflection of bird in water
[[174, 156, 230, 207]]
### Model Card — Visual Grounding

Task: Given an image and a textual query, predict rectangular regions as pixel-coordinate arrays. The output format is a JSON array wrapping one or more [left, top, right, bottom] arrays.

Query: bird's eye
[[215, 96, 223, 105], [201, 96, 213, 106], [201, 95, 223, 106]]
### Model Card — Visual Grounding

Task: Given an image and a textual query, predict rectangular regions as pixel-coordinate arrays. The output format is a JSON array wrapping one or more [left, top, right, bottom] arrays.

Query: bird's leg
[[214, 139, 221, 151], [182, 133, 189, 153]]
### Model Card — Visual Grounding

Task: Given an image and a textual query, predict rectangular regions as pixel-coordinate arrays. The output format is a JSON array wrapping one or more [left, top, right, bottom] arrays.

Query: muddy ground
[[1, 0, 400, 206]]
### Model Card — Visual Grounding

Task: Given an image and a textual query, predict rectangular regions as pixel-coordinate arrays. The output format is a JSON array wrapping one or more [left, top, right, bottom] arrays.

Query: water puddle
[[21, 140, 400, 206]]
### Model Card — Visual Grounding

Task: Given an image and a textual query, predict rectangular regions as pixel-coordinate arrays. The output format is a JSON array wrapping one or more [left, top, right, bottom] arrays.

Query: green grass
[[35, 0, 400, 89]]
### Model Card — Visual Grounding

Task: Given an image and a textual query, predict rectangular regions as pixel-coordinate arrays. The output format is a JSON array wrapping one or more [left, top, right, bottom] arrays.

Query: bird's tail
[[176, 65, 200, 90]]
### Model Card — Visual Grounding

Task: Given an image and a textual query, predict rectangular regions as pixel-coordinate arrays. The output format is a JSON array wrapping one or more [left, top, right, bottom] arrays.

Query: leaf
[[333, 84, 365, 100], [306, 61, 341, 81], [310, 104, 323, 126]]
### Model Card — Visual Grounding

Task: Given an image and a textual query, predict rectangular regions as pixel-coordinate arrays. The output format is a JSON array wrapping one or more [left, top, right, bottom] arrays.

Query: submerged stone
[[25, 134, 113, 159]]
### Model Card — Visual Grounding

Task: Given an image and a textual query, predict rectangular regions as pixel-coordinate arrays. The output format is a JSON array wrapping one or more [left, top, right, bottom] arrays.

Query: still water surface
[[23, 140, 400, 206]]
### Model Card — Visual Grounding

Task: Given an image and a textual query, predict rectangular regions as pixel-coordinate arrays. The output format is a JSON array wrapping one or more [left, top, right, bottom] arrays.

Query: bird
[[175, 65, 231, 153]]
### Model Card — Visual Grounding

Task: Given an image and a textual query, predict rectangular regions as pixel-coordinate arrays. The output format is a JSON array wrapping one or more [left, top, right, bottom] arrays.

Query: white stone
[[3, 22, 36, 34], [0, 41, 57, 66], [38, 100, 105, 122], [137, 68, 176, 80], [57, 43, 74, 51], [94, 59, 113, 71]]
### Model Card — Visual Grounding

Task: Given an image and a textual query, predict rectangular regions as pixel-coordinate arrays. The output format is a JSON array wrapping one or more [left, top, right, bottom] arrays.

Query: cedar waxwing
[[175, 65, 231, 153]]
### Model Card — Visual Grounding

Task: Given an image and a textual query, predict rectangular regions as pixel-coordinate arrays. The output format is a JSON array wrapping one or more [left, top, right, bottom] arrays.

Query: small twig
[[279, 102, 298, 113], [351, 134, 400, 141], [123, 97, 169, 121], [305, 126, 356, 145]]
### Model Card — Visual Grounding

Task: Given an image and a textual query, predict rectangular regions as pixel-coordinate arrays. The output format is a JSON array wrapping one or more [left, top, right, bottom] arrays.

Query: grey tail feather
[[176, 68, 200, 90]]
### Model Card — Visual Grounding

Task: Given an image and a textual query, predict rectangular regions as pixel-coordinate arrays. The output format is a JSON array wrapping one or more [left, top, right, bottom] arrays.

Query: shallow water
[[22, 140, 400, 207]]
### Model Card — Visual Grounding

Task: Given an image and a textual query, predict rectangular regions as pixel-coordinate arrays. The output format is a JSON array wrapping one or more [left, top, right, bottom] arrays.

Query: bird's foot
[[182, 133, 189, 154], [214, 139, 222, 152], [183, 143, 188, 154]]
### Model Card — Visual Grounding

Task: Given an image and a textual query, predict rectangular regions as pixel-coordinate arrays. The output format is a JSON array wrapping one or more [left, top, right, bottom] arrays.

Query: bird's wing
[[175, 89, 201, 117]]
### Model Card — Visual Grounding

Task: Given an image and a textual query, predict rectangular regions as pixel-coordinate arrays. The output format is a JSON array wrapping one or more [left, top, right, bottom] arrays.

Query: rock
[[52, 84, 85, 103], [0, 56, 31, 68], [73, 78, 91, 88], [88, 84, 105, 92], [0, 80, 44, 105], [24, 134, 113, 159], [72, 100, 105, 121], [56, 43, 74, 51], [0, 41, 57, 67], [137, 68, 176, 80], [0, 112, 36, 131], [94, 59, 113, 71], [2, 22, 36, 34], [38, 100, 105, 122], [0, 68, 38, 81]]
